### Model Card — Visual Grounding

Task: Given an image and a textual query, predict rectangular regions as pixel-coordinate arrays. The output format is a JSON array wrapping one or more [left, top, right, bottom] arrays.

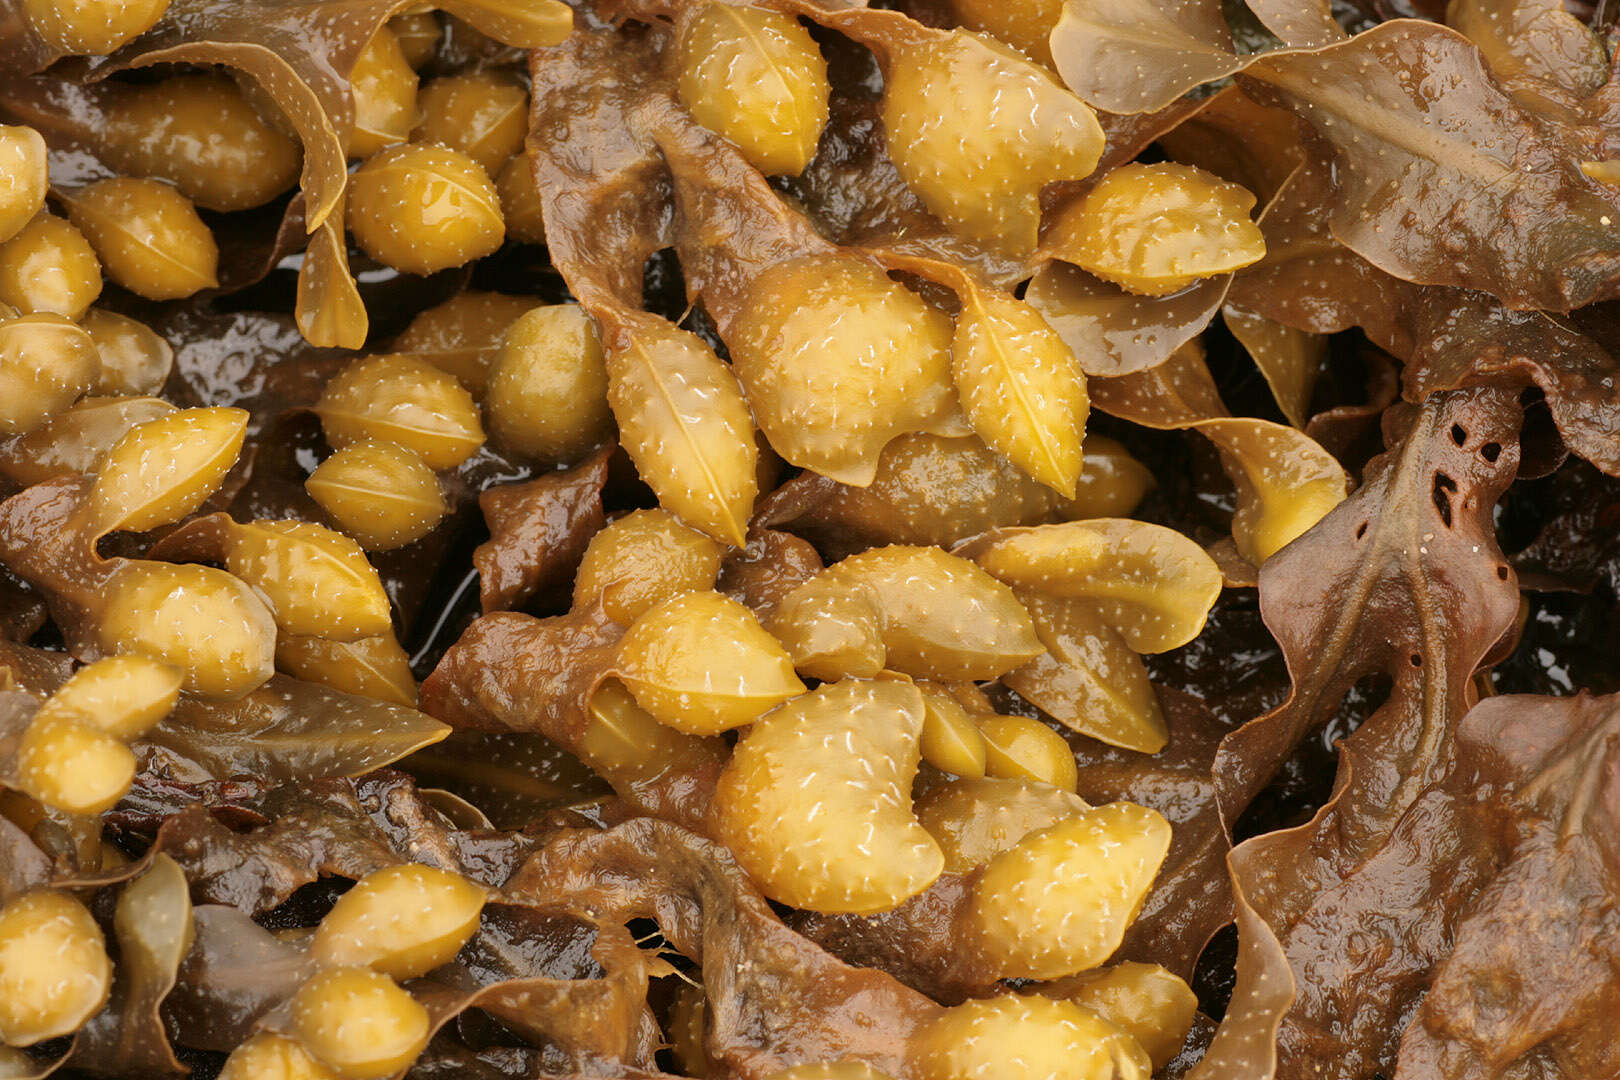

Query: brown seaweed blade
[[1196, 388, 1523, 1078], [94, 0, 361, 344], [1224, 163, 1418, 353], [1053, 11, 1620, 311], [0, 0, 66, 75], [1393, 692, 1620, 1079], [1241, 22, 1620, 313], [0, 807, 55, 901], [418, 906, 663, 1067], [642, 92, 834, 332], [505, 819, 944, 1078], [1156, 88, 1306, 206], [247, 909, 667, 1071], [1448, 0, 1609, 104], [155, 827, 655, 1071], [1401, 292, 1620, 478], [1050, 0, 1246, 115], [526, 24, 675, 313], [1222, 306, 1324, 430], [1025, 261, 1231, 379], [753, 434, 1087, 558], [149, 773, 533, 914], [1087, 342, 1228, 429], [1199, 691, 1620, 1080], [162, 903, 313, 1053], [1244, 0, 1342, 48], [1214, 387, 1522, 828], [136, 675, 450, 783], [1230, 164, 1620, 478], [475, 446, 613, 613]]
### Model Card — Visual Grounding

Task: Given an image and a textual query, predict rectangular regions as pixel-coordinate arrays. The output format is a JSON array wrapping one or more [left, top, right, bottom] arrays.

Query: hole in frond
[[1432, 472, 1457, 527]]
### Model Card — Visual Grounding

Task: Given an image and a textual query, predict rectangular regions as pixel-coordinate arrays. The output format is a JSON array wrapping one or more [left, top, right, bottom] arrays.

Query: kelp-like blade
[[139, 675, 449, 782], [1197, 389, 1522, 1078]]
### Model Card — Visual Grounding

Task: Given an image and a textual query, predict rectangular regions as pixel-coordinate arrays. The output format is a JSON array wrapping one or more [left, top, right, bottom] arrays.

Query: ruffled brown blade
[[1198, 388, 1524, 1077], [505, 818, 943, 1078], [475, 445, 613, 613]]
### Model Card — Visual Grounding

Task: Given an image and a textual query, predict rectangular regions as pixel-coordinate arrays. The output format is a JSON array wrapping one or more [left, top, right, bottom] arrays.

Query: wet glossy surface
[[0, 1, 1614, 1077]]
